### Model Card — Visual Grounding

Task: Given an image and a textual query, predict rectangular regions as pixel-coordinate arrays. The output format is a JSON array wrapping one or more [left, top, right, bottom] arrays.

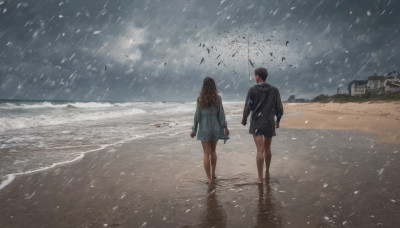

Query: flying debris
[[164, 62, 167, 66], [199, 43, 201, 47], [249, 59, 255, 68], [218, 61, 222, 66], [200, 57, 205, 65], [232, 53, 236, 57], [216, 54, 221, 59], [207, 48, 210, 54], [281, 57, 286, 62], [202, 44, 205, 47], [266, 39, 271, 41], [270, 52, 273, 56], [286, 41, 289, 46], [126, 54, 129, 58], [104, 65, 107, 71]]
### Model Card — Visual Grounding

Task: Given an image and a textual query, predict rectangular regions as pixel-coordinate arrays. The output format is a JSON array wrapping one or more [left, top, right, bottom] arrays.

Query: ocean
[[0, 100, 209, 190]]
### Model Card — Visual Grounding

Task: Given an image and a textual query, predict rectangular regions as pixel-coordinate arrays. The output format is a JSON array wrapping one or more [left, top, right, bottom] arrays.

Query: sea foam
[[0, 107, 146, 131]]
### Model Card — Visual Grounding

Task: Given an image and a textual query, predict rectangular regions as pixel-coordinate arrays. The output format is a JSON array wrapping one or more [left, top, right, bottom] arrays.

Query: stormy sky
[[0, 0, 399, 101]]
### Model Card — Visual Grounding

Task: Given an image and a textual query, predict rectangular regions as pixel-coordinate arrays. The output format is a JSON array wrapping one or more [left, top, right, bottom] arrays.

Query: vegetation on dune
[[311, 93, 400, 103]]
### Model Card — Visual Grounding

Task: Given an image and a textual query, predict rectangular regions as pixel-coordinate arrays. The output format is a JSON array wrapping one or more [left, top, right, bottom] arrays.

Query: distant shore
[[281, 101, 400, 144]]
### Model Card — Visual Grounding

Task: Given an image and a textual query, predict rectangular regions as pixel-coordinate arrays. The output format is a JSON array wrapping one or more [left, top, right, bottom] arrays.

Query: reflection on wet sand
[[257, 182, 282, 227], [201, 184, 227, 228]]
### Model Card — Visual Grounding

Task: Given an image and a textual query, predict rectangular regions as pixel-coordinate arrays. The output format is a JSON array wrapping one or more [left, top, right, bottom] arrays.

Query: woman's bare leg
[[253, 135, 265, 184], [201, 141, 212, 184], [263, 137, 272, 179], [210, 140, 218, 180]]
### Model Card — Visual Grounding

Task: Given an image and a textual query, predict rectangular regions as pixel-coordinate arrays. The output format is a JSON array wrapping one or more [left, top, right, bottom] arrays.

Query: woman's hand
[[190, 131, 196, 138], [224, 127, 230, 136]]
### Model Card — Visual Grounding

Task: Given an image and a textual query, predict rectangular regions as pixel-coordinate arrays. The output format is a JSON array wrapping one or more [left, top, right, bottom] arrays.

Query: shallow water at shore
[[0, 101, 205, 189]]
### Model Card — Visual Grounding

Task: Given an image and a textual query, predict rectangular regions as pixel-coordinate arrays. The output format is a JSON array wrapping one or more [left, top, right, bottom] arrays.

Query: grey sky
[[0, 0, 399, 101]]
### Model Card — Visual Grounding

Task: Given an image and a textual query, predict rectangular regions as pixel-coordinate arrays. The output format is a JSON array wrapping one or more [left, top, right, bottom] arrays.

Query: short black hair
[[255, 67, 268, 81]]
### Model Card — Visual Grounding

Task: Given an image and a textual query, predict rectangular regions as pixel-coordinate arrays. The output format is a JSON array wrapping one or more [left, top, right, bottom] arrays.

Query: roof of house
[[368, 75, 386, 81], [351, 80, 367, 86], [387, 71, 400, 77]]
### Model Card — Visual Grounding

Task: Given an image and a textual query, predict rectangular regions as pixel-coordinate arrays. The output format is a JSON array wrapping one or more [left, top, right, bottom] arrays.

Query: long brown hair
[[197, 77, 221, 108]]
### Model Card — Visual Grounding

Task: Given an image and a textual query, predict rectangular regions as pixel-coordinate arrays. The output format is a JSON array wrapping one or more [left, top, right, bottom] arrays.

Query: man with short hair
[[242, 67, 284, 183]]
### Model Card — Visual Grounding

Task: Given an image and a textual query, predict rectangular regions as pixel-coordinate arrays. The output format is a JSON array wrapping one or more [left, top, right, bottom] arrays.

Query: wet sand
[[1, 110, 400, 227]]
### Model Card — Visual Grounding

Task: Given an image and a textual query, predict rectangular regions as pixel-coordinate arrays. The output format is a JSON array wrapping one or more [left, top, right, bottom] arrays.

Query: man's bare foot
[[265, 172, 270, 180], [212, 175, 217, 180], [257, 178, 263, 184], [207, 178, 212, 185]]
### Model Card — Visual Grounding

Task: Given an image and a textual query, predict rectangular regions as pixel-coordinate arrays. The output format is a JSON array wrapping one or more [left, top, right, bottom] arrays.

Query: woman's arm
[[218, 101, 227, 128], [191, 103, 200, 137], [218, 101, 230, 136]]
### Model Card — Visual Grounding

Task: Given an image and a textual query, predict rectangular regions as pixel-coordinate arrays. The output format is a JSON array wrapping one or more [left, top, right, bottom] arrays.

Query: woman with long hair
[[190, 77, 230, 184]]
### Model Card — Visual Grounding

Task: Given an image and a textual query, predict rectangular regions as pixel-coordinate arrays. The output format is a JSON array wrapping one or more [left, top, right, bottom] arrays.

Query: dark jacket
[[242, 82, 284, 137]]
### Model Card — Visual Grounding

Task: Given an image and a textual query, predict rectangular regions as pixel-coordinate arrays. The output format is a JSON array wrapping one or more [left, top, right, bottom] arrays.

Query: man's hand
[[224, 127, 230, 136], [276, 122, 280, 128], [241, 121, 247, 126], [190, 131, 195, 138]]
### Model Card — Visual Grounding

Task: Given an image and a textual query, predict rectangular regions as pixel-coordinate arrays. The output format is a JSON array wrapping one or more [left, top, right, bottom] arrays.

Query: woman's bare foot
[[265, 172, 270, 180], [257, 178, 263, 184], [207, 178, 212, 185], [212, 175, 217, 180]]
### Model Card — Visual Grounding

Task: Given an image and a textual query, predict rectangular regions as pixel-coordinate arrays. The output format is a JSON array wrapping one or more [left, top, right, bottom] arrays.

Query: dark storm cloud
[[0, 0, 399, 101]]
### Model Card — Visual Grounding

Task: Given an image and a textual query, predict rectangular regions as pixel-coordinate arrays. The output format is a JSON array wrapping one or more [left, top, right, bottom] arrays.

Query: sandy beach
[[1, 102, 400, 227], [281, 102, 400, 145]]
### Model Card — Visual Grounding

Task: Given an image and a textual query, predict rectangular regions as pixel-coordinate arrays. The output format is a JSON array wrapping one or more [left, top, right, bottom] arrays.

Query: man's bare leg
[[264, 137, 272, 179], [210, 140, 218, 180], [201, 141, 212, 184], [253, 135, 265, 184]]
